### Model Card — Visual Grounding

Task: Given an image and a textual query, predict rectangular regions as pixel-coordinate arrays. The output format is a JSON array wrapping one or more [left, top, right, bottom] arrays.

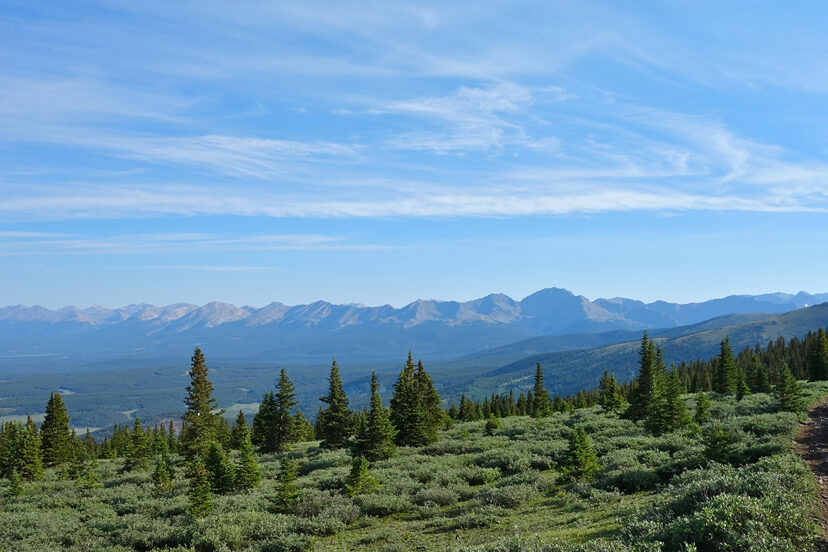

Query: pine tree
[[598, 371, 626, 414], [235, 424, 261, 491], [252, 391, 276, 450], [187, 456, 213, 517], [415, 360, 443, 443], [41, 392, 72, 466], [736, 368, 751, 400], [694, 393, 711, 424], [344, 456, 381, 496], [628, 333, 662, 422], [20, 417, 43, 482], [714, 338, 738, 393], [152, 454, 173, 494], [776, 362, 805, 413], [318, 360, 352, 449], [124, 417, 150, 471], [272, 368, 298, 453], [230, 410, 248, 450], [216, 417, 231, 449], [180, 348, 222, 458], [390, 352, 427, 446], [809, 328, 828, 381], [532, 362, 551, 418], [205, 441, 235, 494], [659, 371, 691, 433], [352, 372, 396, 461], [79, 457, 102, 489], [753, 356, 771, 393], [167, 420, 178, 454], [273, 457, 299, 513], [516, 392, 527, 416], [291, 409, 315, 442], [561, 427, 600, 480]]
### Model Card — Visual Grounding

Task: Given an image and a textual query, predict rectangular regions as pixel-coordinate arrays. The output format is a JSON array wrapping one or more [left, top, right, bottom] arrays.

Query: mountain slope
[[458, 302, 828, 400]]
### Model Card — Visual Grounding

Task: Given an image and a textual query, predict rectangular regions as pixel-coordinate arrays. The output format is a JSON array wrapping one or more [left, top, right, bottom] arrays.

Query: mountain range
[[1, 288, 826, 371]]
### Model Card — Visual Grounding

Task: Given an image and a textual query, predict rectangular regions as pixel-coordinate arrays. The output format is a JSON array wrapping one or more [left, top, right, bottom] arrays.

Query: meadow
[[2, 382, 825, 552]]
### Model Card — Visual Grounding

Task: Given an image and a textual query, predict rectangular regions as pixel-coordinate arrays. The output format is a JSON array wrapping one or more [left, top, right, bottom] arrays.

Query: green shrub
[[478, 483, 538, 509], [413, 486, 458, 506]]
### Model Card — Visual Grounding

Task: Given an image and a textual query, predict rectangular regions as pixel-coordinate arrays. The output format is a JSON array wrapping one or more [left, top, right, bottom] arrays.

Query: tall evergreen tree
[[532, 362, 551, 418], [124, 417, 151, 471], [318, 360, 352, 449], [415, 360, 443, 443], [598, 371, 626, 414], [234, 423, 261, 491], [754, 357, 772, 393], [659, 371, 691, 433], [776, 362, 805, 412], [180, 348, 222, 458], [714, 338, 738, 393], [205, 441, 235, 494], [152, 454, 173, 495], [230, 410, 248, 450], [628, 333, 665, 425], [41, 392, 71, 466], [19, 417, 43, 482], [272, 368, 298, 453], [291, 409, 315, 442], [272, 457, 299, 513], [390, 352, 428, 446], [694, 392, 712, 424], [251, 391, 276, 450], [809, 328, 828, 381], [352, 372, 396, 461], [187, 456, 213, 517]]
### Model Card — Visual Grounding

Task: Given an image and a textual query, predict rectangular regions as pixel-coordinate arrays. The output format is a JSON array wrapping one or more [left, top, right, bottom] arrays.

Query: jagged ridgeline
[[3, 331, 828, 551]]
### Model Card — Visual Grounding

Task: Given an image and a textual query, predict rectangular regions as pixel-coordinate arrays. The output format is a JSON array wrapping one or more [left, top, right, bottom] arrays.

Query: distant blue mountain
[[0, 288, 825, 371]]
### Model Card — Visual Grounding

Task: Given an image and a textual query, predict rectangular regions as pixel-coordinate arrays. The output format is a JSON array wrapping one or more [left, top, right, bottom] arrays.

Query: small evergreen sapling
[[344, 456, 381, 497], [152, 455, 174, 494], [485, 414, 499, 436], [561, 427, 600, 481], [205, 441, 235, 494], [235, 424, 261, 491], [187, 456, 213, 517], [694, 393, 711, 424], [273, 457, 300, 513]]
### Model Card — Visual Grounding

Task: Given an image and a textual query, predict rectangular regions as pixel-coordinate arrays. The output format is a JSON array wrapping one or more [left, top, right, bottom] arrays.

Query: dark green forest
[[2, 327, 828, 550]]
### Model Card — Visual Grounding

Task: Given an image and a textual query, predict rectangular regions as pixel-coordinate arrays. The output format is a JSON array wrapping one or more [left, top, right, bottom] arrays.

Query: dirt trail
[[795, 400, 828, 551]]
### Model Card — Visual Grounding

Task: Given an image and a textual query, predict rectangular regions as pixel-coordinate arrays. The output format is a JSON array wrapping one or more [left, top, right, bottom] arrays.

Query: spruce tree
[[205, 441, 235, 494], [125, 417, 150, 471], [252, 391, 276, 450], [187, 456, 213, 517], [235, 424, 261, 491], [318, 360, 352, 449], [344, 456, 381, 497], [532, 362, 551, 418], [415, 360, 443, 443], [753, 356, 771, 393], [561, 427, 600, 480], [20, 417, 43, 482], [180, 348, 221, 458], [230, 410, 248, 450], [776, 362, 805, 412], [736, 368, 751, 400], [694, 392, 711, 424], [485, 414, 499, 435], [598, 371, 626, 414], [628, 333, 660, 421], [714, 338, 738, 393], [152, 454, 173, 494], [273, 457, 299, 513], [291, 409, 315, 442], [7, 469, 22, 497], [352, 372, 396, 461], [390, 352, 427, 446], [809, 328, 828, 381], [41, 392, 72, 466], [659, 371, 691, 433], [272, 368, 298, 452]]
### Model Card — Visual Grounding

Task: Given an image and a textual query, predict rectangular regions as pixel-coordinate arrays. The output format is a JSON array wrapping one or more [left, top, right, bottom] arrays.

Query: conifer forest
[[3, 329, 828, 551]]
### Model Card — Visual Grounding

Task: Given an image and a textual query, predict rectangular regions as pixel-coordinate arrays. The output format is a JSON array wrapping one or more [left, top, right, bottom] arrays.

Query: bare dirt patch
[[795, 400, 828, 551]]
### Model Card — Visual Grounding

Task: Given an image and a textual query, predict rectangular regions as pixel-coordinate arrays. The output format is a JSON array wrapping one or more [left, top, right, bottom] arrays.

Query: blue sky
[[2, 1, 828, 308]]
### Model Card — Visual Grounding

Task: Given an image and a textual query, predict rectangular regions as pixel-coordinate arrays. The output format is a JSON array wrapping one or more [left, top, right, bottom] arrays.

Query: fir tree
[[20, 417, 43, 482], [390, 352, 428, 446], [167, 420, 178, 454], [714, 338, 738, 393], [251, 391, 276, 450], [152, 454, 173, 494], [318, 360, 352, 449], [694, 393, 711, 424], [659, 371, 691, 433], [273, 457, 299, 513], [291, 409, 315, 442], [205, 441, 235, 494], [124, 417, 150, 471], [753, 356, 772, 393], [704, 422, 734, 464], [598, 371, 626, 414], [561, 427, 600, 480], [809, 328, 828, 381], [352, 372, 396, 461], [776, 362, 805, 413], [344, 456, 381, 497], [41, 392, 72, 466], [415, 360, 443, 443], [180, 348, 222, 458], [230, 410, 248, 450], [216, 417, 231, 449], [628, 333, 662, 422], [532, 362, 551, 418], [272, 368, 298, 453], [736, 368, 751, 400], [235, 424, 261, 491], [79, 457, 102, 489], [7, 470, 22, 497], [516, 392, 527, 416], [187, 456, 213, 517]]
